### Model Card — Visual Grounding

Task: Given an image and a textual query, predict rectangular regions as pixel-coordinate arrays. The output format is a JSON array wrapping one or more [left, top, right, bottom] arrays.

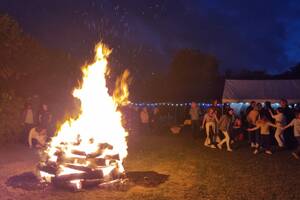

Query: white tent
[[222, 79, 300, 103]]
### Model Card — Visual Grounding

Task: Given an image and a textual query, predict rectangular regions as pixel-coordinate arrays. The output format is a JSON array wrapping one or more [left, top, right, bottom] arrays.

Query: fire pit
[[36, 43, 129, 191], [37, 142, 125, 191]]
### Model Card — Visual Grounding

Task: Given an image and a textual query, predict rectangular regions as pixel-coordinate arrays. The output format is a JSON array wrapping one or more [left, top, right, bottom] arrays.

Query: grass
[[0, 129, 299, 200]]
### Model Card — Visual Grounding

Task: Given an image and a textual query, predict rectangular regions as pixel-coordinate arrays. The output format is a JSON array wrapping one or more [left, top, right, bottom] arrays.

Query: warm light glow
[[70, 179, 82, 190], [40, 42, 129, 184], [39, 171, 54, 183]]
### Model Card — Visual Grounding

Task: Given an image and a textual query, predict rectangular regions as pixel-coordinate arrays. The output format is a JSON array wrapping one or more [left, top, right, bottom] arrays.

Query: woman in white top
[[269, 108, 286, 148], [283, 112, 300, 159], [202, 108, 218, 148]]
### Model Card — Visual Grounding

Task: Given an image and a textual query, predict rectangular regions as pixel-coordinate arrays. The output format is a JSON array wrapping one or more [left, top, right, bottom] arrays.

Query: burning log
[[71, 150, 87, 156], [98, 143, 113, 150], [37, 145, 124, 189], [59, 157, 106, 166], [82, 179, 103, 188], [37, 164, 57, 175], [61, 157, 89, 165], [105, 154, 120, 160], [91, 158, 107, 166], [86, 152, 103, 158], [65, 164, 94, 173], [37, 43, 128, 191], [53, 170, 104, 182]]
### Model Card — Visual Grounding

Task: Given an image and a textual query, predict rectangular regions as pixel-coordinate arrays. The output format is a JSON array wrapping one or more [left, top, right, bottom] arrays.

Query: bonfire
[[37, 43, 129, 190]]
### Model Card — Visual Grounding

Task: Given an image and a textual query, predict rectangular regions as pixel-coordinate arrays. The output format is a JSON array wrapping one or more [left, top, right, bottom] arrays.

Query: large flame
[[42, 43, 129, 182]]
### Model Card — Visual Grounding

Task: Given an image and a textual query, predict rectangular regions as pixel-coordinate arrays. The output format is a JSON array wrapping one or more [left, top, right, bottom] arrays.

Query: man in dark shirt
[[261, 101, 274, 122], [280, 99, 295, 149], [39, 104, 52, 131], [245, 101, 256, 116]]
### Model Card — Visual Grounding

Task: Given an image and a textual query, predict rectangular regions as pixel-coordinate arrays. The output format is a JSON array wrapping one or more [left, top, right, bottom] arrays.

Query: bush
[[0, 90, 25, 144]]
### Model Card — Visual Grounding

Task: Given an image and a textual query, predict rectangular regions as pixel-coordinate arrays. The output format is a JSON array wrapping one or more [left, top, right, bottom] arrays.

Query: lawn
[[0, 130, 299, 200]]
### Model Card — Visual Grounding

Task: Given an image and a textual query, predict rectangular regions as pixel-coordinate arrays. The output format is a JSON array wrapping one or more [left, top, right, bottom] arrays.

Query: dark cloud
[[1, 0, 300, 74]]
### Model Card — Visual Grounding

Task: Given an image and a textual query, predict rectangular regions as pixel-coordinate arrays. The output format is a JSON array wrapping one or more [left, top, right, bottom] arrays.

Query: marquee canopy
[[222, 79, 300, 103]]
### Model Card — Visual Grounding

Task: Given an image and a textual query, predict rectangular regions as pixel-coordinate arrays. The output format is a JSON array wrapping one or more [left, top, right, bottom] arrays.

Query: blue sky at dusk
[[1, 0, 300, 74]]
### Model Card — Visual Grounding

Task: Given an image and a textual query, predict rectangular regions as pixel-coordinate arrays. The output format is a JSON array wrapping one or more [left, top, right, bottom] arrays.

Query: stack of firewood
[[37, 142, 124, 191]]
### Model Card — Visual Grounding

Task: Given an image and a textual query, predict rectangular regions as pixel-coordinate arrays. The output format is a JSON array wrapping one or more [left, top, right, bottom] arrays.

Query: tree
[[278, 62, 300, 79], [0, 14, 79, 98], [0, 14, 81, 136], [233, 69, 271, 80], [0, 90, 24, 144], [166, 49, 220, 101]]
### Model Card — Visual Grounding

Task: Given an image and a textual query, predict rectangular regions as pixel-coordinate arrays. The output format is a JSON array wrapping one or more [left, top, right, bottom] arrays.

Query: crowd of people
[[131, 99, 300, 160], [22, 95, 300, 160], [190, 99, 300, 159]]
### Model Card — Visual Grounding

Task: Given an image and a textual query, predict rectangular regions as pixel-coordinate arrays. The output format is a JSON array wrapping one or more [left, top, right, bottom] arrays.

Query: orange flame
[[113, 69, 131, 106], [43, 42, 129, 179]]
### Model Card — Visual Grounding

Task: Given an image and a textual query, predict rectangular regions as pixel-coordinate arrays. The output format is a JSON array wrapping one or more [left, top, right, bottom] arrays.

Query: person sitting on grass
[[247, 115, 277, 155], [282, 112, 300, 159], [28, 126, 47, 148], [217, 108, 234, 152]]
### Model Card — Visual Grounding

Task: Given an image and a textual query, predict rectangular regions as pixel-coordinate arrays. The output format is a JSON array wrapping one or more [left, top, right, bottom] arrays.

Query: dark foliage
[[0, 90, 24, 143], [134, 49, 222, 102], [0, 14, 81, 143]]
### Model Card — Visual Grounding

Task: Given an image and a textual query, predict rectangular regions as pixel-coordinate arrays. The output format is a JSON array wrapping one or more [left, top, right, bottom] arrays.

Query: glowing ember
[[37, 42, 129, 190]]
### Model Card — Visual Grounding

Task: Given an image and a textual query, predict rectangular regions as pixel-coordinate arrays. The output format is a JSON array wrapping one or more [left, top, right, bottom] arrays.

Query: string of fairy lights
[[128, 102, 222, 107], [127, 102, 296, 108]]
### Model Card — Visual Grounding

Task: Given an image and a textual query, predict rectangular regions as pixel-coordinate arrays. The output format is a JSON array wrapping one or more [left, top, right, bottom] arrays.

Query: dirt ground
[[0, 131, 300, 200]]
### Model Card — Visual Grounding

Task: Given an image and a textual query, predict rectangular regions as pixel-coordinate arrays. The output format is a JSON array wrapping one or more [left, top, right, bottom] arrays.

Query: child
[[217, 108, 234, 152], [28, 126, 47, 148], [269, 108, 286, 148], [247, 116, 276, 155], [247, 105, 261, 148], [202, 108, 218, 148], [283, 112, 300, 159]]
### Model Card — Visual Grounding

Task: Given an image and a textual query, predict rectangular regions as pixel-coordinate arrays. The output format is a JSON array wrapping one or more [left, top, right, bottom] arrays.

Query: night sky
[[1, 0, 300, 74]]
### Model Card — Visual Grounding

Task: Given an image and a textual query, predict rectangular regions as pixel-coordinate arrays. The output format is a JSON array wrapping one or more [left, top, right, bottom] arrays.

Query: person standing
[[280, 99, 295, 149], [189, 102, 200, 139], [262, 101, 274, 122], [31, 94, 41, 125], [140, 107, 150, 134], [232, 117, 244, 143], [247, 105, 261, 148], [210, 100, 221, 118], [269, 108, 286, 148], [210, 100, 221, 142], [39, 104, 52, 131], [246, 101, 256, 116], [151, 107, 161, 133], [217, 108, 234, 152], [22, 104, 35, 143], [247, 116, 277, 155], [283, 112, 300, 159], [202, 108, 218, 147]]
